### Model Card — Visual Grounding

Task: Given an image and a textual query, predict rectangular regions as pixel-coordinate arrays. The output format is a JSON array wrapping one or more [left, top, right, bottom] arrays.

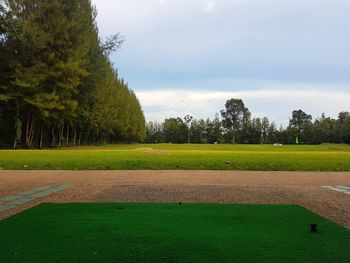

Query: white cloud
[[158, 0, 168, 6], [136, 87, 350, 126], [204, 0, 217, 12], [91, 0, 350, 125]]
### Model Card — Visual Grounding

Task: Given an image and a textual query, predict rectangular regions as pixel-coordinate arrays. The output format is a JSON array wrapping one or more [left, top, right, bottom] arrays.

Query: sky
[[92, 0, 350, 126]]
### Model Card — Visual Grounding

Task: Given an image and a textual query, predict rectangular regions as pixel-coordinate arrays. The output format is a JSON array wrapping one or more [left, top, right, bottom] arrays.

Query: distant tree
[[150, 107, 350, 146], [247, 118, 262, 144], [261, 117, 270, 144], [338, 112, 349, 122], [266, 122, 277, 144], [289, 110, 312, 131], [163, 118, 188, 143], [189, 119, 206, 143], [183, 114, 193, 143], [337, 114, 350, 144], [209, 114, 222, 143], [146, 121, 163, 143], [221, 98, 251, 143], [204, 114, 222, 144], [289, 110, 312, 144]]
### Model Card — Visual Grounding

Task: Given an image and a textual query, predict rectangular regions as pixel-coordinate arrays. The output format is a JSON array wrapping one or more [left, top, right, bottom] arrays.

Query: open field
[[1, 203, 349, 262], [1, 144, 350, 171]]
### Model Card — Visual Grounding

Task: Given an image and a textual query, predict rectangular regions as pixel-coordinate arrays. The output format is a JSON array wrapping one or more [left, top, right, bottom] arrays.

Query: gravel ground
[[0, 170, 349, 228]]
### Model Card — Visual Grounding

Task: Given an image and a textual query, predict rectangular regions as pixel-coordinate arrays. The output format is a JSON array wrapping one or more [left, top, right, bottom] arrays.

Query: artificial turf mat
[[0, 203, 349, 262]]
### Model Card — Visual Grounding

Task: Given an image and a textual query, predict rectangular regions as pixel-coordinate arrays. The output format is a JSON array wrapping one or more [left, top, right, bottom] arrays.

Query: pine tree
[[0, 0, 146, 148]]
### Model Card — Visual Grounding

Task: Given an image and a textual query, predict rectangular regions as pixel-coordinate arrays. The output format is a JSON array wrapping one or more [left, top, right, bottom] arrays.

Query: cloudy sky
[[92, 0, 350, 126]]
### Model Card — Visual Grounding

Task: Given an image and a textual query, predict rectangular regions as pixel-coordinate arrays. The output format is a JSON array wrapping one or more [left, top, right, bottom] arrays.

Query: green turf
[[0, 143, 350, 171], [0, 203, 349, 262]]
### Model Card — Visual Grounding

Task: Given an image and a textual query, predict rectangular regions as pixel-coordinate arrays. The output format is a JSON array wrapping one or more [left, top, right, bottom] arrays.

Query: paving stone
[[0, 204, 16, 213], [0, 184, 72, 214], [322, 186, 350, 195], [27, 184, 70, 198], [42, 188, 60, 194], [18, 185, 53, 196], [38, 184, 70, 195], [50, 184, 71, 192], [28, 191, 52, 198], [336, 185, 350, 191], [0, 195, 20, 202], [7, 197, 36, 206]]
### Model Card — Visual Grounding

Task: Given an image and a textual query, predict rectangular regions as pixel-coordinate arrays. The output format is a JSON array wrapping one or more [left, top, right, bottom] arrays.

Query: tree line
[[0, 0, 145, 148], [146, 98, 350, 144]]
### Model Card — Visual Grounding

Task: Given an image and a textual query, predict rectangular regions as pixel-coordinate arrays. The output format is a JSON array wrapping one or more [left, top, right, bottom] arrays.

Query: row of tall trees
[[146, 99, 350, 144], [0, 0, 145, 148]]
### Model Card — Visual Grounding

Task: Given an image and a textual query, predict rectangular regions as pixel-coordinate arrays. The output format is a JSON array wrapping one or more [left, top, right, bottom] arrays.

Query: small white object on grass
[[273, 143, 283, 147]]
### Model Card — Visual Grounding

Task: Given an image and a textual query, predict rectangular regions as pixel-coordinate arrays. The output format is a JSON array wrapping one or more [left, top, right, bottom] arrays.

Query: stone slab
[[0, 204, 16, 213], [0, 195, 20, 202]]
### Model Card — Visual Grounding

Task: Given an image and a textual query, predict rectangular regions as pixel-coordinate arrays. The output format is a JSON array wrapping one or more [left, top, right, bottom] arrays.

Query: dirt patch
[[0, 170, 350, 227], [135, 147, 170, 155]]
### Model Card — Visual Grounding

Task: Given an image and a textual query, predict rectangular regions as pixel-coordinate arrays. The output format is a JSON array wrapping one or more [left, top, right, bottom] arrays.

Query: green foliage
[[290, 110, 313, 129], [145, 99, 349, 145], [189, 119, 206, 143], [146, 121, 163, 143], [339, 115, 350, 144], [163, 117, 188, 143], [0, 0, 145, 148], [221, 98, 251, 143]]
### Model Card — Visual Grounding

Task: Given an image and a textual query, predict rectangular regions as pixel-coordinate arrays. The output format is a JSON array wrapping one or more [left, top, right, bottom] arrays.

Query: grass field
[[0, 144, 350, 171], [0, 203, 349, 262]]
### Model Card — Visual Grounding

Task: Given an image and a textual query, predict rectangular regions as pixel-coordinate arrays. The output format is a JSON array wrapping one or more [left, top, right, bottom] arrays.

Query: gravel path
[[0, 170, 350, 228]]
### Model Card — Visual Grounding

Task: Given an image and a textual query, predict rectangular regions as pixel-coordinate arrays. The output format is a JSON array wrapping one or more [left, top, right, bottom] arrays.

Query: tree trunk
[[73, 128, 77, 146], [84, 129, 89, 145], [39, 122, 43, 149], [66, 125, 69, 146], [92, 131, 95, 144], [51, 127, 56, 147], [25, 111, 30, 147], [58, 122, 64, 147], [25, 111, 35, 148], [58, 125, 61, 147], [13, 102, 21, 149], [13, 138, 17, 149], [28, 117, 35, 147], [78, 130, 81, 146]]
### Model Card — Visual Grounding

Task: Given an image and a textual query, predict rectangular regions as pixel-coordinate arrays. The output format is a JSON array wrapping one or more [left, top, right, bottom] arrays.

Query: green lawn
[[0, 203, 349, 262], [0, 144, 350, 171]]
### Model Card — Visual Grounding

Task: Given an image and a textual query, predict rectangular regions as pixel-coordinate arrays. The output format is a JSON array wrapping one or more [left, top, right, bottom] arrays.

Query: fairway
[[0, 203, 349, 262], [0, 144, 350, 171]]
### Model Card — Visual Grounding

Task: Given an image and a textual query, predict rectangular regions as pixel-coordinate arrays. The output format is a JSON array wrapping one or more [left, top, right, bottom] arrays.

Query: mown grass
[[0, 203, 349, 262], [0, 144, 350, 171]]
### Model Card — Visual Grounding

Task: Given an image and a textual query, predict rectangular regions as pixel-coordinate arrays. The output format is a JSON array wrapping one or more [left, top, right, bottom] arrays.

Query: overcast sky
[[92, 0, 350, 126]]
